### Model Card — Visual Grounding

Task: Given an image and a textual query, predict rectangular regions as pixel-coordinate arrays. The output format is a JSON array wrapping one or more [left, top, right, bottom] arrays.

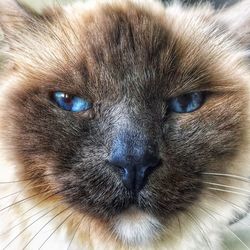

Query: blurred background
[[8, 0, 250, 249]]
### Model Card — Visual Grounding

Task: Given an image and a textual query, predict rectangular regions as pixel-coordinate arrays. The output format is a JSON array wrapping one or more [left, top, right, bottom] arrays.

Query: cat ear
[[217, 0, 250, 47]]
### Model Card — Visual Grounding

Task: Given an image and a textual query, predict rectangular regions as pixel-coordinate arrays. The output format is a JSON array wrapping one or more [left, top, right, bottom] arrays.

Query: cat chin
[[111, 206, 162, 246]]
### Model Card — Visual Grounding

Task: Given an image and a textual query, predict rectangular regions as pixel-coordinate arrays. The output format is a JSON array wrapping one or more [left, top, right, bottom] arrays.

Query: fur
[[0, 0, 250, 249]]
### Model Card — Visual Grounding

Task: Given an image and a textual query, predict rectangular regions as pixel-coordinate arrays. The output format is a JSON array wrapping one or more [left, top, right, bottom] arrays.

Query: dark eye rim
[[167, 91, 207, 114]]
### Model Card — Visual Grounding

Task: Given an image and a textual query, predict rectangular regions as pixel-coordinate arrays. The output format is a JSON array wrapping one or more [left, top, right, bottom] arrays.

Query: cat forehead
[[8, 0, 247, 95]]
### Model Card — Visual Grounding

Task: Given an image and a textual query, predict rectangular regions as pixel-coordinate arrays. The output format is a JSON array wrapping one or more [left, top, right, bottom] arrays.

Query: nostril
[[107, 160, 126, 176], [108, 134, 161, 191], [116, 165, 126, 177], [108, 155, 161, 192], [143, 151, 161, 167], [138, 157, 161, 179], [144, 159, 161, 178]]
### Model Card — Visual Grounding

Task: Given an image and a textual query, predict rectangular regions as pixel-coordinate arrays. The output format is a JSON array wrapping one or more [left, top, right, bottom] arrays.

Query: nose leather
[[109, 131, 160, 192]]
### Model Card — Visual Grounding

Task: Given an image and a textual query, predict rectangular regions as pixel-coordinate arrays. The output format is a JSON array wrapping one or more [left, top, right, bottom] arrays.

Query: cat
[[0, 0, 250, 249]]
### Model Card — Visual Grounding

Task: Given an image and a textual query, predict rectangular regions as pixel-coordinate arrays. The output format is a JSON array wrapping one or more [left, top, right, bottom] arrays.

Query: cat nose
[[109, 132, 160, 192]]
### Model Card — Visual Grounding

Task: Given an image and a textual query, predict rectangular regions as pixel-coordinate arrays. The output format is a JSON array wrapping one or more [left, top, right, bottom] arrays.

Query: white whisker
[[200, 204, 250, 250], [207, 187, 250, 197], [23, 207, 71, 249], [38, 210, 74, 250], [67, 215, 84, 250], [204, 181, 250, 194], [203, 172, 250, 183], [186, 211, 212, 250], [205, 192, 249, 215], [3, 204, 61, 249]]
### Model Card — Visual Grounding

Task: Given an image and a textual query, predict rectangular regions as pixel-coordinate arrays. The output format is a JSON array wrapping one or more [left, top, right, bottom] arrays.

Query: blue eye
[[169, 92, 205, 113], [53, 92, 93, 112]]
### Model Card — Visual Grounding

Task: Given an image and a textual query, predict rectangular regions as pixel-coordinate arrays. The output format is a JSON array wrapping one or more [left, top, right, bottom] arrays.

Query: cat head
[[0, 0, 250, 247]]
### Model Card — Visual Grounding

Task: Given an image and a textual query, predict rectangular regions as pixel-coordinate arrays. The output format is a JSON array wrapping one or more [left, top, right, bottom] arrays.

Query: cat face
[[0, 0, 250, 247]]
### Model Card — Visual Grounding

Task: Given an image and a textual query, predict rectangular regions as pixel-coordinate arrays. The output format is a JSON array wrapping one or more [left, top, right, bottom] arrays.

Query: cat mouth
[[110, 206, 163, 245], [113, 191, 155, 218]]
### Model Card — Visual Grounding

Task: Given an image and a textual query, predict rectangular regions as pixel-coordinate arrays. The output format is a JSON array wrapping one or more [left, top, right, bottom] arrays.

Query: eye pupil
[[53, 91, 93, 113], [63, 94, 73, 104], [176, 94, 191, 109]]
